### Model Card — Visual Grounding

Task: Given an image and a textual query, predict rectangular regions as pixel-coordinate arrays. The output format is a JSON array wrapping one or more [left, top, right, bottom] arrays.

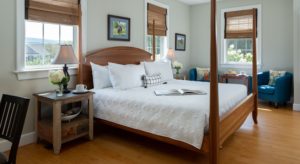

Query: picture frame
[[107, 15, 130, 41], [175, 33, 186, 51]]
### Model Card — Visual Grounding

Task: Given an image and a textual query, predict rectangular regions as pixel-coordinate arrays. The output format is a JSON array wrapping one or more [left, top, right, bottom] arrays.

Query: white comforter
[[93, 80, 247, 149]]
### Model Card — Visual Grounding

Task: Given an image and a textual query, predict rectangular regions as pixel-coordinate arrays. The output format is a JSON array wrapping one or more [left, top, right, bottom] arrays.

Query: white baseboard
[[293, 103, 300, 111], [0, 132, 36, 152]]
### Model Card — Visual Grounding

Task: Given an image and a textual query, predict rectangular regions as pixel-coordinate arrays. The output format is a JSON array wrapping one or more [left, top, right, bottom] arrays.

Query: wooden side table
[[33, 92, 94, 154], [174, 73, 187, 80], [220, 74, 249, 94]]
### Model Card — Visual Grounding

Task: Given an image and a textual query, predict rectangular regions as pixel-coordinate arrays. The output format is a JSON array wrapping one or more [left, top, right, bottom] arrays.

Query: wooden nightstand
[[174, 74, 187, 80], [33, 92, 94, 154]]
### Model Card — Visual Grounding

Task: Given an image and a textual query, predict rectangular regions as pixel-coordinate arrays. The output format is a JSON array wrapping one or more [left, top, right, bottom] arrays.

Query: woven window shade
[[225, 9, 257, 39], [25, 0, 80, 25], [147, 3, 167, 36]]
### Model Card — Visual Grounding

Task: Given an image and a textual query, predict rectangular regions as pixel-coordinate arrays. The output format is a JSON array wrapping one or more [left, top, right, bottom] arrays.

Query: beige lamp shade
[[52, 45, 78, 64], [167, 48, 175, 60]]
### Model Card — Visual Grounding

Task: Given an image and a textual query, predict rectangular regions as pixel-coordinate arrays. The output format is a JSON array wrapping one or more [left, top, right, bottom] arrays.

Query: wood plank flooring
[[12, 102, 300, 164]]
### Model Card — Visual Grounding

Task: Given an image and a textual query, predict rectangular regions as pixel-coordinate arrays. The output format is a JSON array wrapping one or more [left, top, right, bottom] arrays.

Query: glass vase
[[176, 68, 180, 75], [57, 84, 63, 97]]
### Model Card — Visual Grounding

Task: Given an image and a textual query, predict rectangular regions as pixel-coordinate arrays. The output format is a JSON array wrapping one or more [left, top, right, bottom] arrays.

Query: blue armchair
[[249, 71, 293, 107], [189, 68, 210, 82]]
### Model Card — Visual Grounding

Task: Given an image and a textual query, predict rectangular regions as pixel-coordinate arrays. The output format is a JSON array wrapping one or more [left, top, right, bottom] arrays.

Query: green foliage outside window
[[227, 44, 253, 63]]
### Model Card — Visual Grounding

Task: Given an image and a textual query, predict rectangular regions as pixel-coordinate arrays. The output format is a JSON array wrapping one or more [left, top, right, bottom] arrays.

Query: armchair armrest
[[274, 74, 293, 102], [189, 68, 197, 81]]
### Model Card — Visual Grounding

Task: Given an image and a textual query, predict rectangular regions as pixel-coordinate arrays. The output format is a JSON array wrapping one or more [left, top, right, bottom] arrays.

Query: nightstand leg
[[53, 101, 62, 154], [35, 100, 41, 143], [88, 95, 94, 140]]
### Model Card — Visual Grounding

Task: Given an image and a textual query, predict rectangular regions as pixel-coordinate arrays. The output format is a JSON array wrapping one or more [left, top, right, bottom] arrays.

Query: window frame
[[15, 0, 88, 80], [144, 0, 169, 60], [220, 5, 262, 69]]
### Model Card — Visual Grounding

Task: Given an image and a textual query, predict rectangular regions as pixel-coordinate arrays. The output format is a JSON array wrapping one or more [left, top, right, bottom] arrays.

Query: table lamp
[[52, 45, 78, 93], [167, 48, 175, 62]]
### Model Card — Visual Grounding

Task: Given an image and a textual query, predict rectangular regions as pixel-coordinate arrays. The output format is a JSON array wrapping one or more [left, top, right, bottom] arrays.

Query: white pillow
[[108, 63, 146, 90], [90, 62, 112, 89], [143, 61, 174, 82]]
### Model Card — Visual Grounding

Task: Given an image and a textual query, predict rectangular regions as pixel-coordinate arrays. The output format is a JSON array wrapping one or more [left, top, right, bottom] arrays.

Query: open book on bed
[[154, 89, 207, 96]]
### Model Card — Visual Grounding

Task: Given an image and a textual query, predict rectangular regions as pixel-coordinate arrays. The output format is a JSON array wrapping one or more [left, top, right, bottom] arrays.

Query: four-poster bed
[[77, 1, 258, 164]]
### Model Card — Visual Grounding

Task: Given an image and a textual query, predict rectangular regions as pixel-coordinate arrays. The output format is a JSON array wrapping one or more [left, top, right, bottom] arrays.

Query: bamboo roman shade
[[25, 0, 80, 25], [225, 9, 257, 38], [147, 3, 167, 36]]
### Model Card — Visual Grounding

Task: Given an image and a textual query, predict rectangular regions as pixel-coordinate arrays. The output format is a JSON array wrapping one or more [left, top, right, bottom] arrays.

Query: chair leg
[[274, 102, 279, 108]]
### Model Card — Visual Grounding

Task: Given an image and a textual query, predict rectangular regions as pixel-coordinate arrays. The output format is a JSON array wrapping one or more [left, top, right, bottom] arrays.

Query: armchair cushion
[[196, 67, 210, 81], [258, 85, 275, 94], [268, 70, 286, 86], [189, 68, 210, 81]]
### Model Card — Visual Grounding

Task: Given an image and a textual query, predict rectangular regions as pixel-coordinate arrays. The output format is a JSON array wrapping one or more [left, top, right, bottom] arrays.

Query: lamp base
[[63, 64, 71, 94], [63, 88, 71, 94]]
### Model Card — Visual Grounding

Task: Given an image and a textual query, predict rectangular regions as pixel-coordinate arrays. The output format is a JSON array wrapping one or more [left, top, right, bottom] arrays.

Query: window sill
[[220, 63, 262, 69], [14, 67, 78, 81]]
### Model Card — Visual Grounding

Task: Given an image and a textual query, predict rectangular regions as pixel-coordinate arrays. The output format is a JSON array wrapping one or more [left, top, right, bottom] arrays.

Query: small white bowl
[[61, 108, 81, 122]]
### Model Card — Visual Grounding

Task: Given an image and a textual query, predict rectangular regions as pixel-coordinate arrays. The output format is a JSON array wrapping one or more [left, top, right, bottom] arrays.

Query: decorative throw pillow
[[90, 62, 112, 89], [142, 73, 162, 88], [196, 68, 210, 81], [268, 70, 286, 86]]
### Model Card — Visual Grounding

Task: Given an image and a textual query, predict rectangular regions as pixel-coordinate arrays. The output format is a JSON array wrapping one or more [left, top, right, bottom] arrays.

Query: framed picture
[[175, 33, 186, 51], [107, 15, 130, 41]]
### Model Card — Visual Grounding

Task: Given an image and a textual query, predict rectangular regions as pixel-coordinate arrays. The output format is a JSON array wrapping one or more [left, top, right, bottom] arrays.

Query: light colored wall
[[293, 0, 300, 110], [0, 0, 190, 136], [190, 0, 293, 73], [0, 0, 77, 134], [87, 0, 191, 72]]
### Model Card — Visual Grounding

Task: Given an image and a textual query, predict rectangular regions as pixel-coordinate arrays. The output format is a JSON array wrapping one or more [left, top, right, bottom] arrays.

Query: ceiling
[[178, 0, 221, 5]]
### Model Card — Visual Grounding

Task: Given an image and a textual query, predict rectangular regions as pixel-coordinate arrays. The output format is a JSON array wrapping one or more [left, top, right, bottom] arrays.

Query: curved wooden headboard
[[81, 46, 153, 89]]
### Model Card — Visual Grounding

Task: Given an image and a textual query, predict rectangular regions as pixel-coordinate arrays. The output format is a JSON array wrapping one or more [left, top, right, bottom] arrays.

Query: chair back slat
[[7, 104, 19, 139], [4, 103, 18, 139], [0, 94, 29, 164], [0, 102, 11, 137]]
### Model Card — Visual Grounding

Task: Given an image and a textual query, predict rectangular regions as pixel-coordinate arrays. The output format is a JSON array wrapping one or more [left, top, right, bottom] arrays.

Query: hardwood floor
[[13, 102, 300, 164]]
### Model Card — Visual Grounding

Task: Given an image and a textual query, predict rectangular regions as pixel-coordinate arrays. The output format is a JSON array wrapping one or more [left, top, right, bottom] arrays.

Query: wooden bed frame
[[77, 1, 258, 163]]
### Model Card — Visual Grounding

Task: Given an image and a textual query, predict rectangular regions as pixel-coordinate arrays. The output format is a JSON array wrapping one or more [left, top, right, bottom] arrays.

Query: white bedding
[[93, 80, 247, 149]]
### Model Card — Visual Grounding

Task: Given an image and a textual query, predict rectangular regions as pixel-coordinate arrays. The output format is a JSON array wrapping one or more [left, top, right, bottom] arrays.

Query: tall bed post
[[78, 1, 83, 83], [152, 20, 156, 61], [209, 0, 220, 163], [252, 9, 258, 124]]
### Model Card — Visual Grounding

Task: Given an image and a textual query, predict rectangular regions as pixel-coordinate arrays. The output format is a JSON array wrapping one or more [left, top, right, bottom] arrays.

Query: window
[[25, 21, 77, 69], [24, 21, 77, 69], [16, 0, 87, 80], [24, 0, 80, 69], [145, 35, 166, 61], [221, 5, 261, 67], [225, 39, 253, 63], [145, 1, 169, 61]]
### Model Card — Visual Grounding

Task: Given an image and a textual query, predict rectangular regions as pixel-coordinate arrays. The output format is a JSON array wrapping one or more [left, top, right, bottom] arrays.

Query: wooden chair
[[0, 94, 30, 164]]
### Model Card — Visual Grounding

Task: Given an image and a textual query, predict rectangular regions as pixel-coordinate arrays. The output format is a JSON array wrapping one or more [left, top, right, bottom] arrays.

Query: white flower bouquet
[[173, 61, 183, 74], [49, 70, 68, 96]]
